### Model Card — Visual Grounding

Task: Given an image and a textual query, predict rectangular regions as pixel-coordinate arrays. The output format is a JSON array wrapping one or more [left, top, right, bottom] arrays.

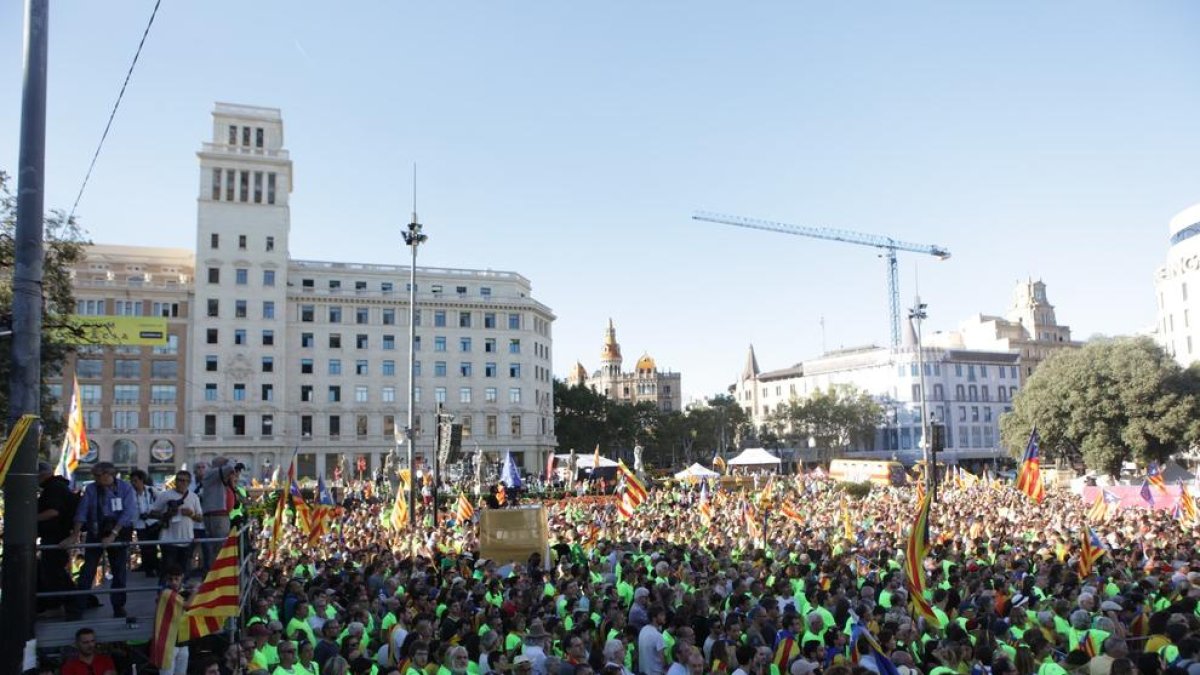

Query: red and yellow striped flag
[[457, 493, 475, 523], [780, 502, 804, 524], [496, 484, 507, 506], [699, 484, 715, 524], [183, 528, 240, 640], [269, 489, 287, 551], [1179, 485, 1198, 524], [389, 487, 408, 531], [1016, 429, 1046, 503], [151, 588, 185, 671], [617, 459, 647, 504], [904, 492, 939, 627]]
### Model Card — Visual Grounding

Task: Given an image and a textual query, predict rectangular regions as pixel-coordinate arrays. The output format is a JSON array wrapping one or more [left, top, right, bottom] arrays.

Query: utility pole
[[3, 2, 48, 671], [910, 295, 934, 502], [402, 174, 426, 527]]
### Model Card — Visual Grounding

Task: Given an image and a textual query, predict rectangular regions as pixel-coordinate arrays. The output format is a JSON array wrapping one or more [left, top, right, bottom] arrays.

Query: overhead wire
[[68, 0, 164, 224]]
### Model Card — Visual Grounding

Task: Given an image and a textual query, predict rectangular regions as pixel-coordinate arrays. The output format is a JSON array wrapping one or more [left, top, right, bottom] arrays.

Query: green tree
[[999, 337, 1200, 476], [0, 170, 88, 444], [553, 379, 609, 455], [767, 385, 883, 460]]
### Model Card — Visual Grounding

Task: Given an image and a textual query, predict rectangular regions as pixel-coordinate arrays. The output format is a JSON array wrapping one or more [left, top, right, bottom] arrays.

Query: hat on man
[[525, 620, 549, 640]]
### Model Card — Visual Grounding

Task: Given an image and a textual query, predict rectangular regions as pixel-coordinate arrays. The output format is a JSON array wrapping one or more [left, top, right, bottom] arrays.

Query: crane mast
[[693, 211, 950, 348]]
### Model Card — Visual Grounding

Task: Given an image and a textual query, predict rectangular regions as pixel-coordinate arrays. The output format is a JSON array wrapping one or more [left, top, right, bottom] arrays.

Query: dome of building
[[1169, 202, 1200, 243], [636, 354, 656, 372], [569, 361, 588, 381]]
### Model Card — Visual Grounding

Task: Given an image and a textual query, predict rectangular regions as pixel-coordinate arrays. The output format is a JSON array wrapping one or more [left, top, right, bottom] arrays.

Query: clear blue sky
[[3, 1, 1200, 402]]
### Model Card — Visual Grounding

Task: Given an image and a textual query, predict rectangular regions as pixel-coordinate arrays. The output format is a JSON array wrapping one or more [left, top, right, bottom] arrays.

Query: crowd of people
[[31, 460, 1200, 675]]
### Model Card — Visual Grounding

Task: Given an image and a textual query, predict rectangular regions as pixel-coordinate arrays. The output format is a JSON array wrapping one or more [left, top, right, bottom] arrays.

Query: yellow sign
[[479, 505, 550, 569], [61, 316, 169, 346]]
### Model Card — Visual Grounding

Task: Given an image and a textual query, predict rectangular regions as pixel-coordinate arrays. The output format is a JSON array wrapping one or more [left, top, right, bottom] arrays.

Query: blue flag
[[1140, 480, 1154, 507], [501, 452, 523, 489], [317, 475, 335, 505]]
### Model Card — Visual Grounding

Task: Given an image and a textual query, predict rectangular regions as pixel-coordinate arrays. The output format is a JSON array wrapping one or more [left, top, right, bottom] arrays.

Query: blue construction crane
[[693, 211, 951, 349]]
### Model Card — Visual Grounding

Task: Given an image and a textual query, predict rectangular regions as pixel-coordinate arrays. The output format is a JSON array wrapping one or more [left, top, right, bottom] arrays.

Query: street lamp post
[[402, 210, 426, 527], [909, 295, 933, 501]]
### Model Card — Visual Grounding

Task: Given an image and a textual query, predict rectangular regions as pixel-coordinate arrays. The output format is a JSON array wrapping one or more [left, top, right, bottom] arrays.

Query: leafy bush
[[835, 481, 872, 499]]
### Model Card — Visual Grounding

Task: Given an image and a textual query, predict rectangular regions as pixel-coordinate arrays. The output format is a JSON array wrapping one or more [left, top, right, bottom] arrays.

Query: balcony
[[200, 142, 289, 160]]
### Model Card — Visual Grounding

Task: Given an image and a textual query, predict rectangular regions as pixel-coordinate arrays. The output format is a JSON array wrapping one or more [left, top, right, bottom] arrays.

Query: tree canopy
[[999, 337, 1200, 476], [0, 170, 88, 442], [765, 385, 883, 460]]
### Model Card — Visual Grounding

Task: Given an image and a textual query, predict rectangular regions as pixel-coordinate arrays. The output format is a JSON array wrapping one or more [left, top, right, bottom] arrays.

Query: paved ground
[[35, 569, 160, 649]]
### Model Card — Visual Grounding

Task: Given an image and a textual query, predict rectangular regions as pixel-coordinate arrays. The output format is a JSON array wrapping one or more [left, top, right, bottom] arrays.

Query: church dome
[[636, 354, 656, 372]]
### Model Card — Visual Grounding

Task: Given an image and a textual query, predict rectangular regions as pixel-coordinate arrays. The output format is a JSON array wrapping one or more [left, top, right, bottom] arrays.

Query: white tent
[[727, 447, 782, 467], [674, 463, 720, 479], [554, 453, 618, 469]]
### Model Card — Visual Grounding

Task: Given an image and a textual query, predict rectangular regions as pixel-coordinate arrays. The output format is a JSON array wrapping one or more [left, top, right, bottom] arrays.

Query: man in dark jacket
[[36, 462, 76, 611]]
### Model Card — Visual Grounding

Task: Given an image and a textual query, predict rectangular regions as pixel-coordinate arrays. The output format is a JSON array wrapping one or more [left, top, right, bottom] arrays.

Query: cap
[[514, 655, 533, 666], [1100, 600, 1123, 612]]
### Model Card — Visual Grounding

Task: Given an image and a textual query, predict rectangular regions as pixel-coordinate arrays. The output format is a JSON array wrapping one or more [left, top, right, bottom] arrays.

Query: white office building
[[1155, 202, 1200, 366], [187, 103, 556, 478]]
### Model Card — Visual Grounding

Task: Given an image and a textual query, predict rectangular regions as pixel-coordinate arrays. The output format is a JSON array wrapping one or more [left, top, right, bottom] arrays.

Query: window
[[980, 386, 990, 402], [383, 335, 395, 350], [456, 286, 468, 296], [481, 287, 491, 298], [234, 329, 246, 345], [206, 328, 219, 345], [329, 280, 341, 290], [460, 387, 472, 403], [382, 309, 395, 325], [460, 337, 472, 352], [301, 359, 314, 374], [955, 384, 965, 400], [301, 415, 313, 437], [207, 299, 219, 317], [509, 387, 522, 404], [235, 268, 248, 285], [301, 333, 314, 348], [485, 362, 497, 378], [150, 410, 176, 432], [382, 282, 394, 293], [79, 384, 102, 404], [355, 281, 367, 292], [435, 361, 447, 377], [355, 386, 369, 402], [263, 301, 275, 319], [233, 384, 246, 401], [357, 415, 369, 438], [356, 307, 369, 324], [435, 387, 447, 403], [204, 414, 217, 436], [301, 305, 314, 322], [356, 334, 368, 349], [510, 415, 522, 438], [329, 359, 342, 375], [239, 171, 249, 202], [329, 306, 342, 323], [212, 169, 222, 200], [262, 356, 274, 373], [210, 232, 220, 249], [413, 310, 421, 326], [301, 385, 313, 402], [328, 386, 342, 403], [509, 363, 521, 378], [933, 384, 944, 401], [235, 300, 247, 318], [266, 236, 275, 252], [262, 414, 274, 437], [205, 383, 217, 401], [509, 339, 521, 354], [267, 173, 277, 204], [998, 387, 1008, 402], [413, 336, 421, 351], [486, 415, 498, 438], [150, 384, 175, 404], [383, 360, 396, 376], [113, 410, 139, 430], [412, 361, 421, 377], [253, 171, 263, 203], [508, 313, 520, 330], [355, 360, 368, 375], [382, 386, 396, 402], [329, 333, 342, 349], [968, 385, 978, 401], [434, 311, 447, 327], [255, 127, 264, 147], [484, 338, 496, 353], [484, 313, 496, 329], [208, 267, 220, 284], [460, 362, 472, 377], [205, 355, 218, 372], [262, 384, 274, 402], [113, 384, 140, 404], [460, 416, 472, 438], [984, 407, 993, 422], [414, 387, 421, 403], [151, 361, 177, 379], [384, 415, 396, 438], [262, 329, 275, 346], [971, 406, 980, 422], [329, 415, 342, 438], [434, 336, 447, 352], [459, 312, 472, 328], [485, 387, 497, 403]]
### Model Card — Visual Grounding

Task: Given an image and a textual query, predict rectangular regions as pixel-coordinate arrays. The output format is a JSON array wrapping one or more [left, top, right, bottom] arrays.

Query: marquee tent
[[674, 463, 720, 479]]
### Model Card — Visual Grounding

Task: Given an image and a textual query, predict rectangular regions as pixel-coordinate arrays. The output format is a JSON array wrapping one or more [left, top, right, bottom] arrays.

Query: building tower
[[189, 103, 293, 465], [600, 318, 623, 377]]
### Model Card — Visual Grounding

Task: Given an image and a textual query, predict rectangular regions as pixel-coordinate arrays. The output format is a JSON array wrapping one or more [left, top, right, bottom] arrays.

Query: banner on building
[[59, 316, 169, 346]]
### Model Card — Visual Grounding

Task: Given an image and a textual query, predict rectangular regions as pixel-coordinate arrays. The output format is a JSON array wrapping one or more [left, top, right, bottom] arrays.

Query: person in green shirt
[[271, 640, 301, 675], [288, 601, 318, 649]]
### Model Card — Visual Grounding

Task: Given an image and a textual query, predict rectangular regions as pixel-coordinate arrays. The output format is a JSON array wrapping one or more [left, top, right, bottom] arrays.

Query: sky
[[3, 1, 1200, 402]]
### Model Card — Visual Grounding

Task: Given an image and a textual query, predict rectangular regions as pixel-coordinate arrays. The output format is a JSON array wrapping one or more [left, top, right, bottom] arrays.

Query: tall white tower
[[189, 103, 293, 464]]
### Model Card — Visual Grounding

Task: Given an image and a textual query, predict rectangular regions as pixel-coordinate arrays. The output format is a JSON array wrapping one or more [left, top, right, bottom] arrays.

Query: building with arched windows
[[564, 320, 682, 412]]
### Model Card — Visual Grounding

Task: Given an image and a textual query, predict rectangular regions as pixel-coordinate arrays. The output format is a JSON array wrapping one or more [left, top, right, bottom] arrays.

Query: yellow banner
[[60, 316, 168, 346]]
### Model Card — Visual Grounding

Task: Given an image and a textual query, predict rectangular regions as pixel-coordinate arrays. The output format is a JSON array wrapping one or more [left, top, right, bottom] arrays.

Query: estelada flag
[[1015, 429, 1045, 503], [904, 491, 939, 627]]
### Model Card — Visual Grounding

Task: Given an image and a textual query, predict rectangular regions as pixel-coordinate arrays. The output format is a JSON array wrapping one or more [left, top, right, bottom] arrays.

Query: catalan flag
[[183, 528, 241, 640], [904, 491, 939, 626], [306, 504, 339, 546], [1015, 429, 1045, 503], [780, 501, 804, 525], [1180, 485, 1198, 524], [743, 501, 763, 542], [389, 486, 408, 531], [615, 489, 638, 519], [758, 475, 776, 509], [56, 375, 88, 484], [698, 483, 714, 523], [1147, 462, 1168, 494], [1078, 526, 1105, 578], [617, 460, 647, 501], [151, 588, 186, 671], [457, 492, 475, 523], [1086, 489, 1120, 522]]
